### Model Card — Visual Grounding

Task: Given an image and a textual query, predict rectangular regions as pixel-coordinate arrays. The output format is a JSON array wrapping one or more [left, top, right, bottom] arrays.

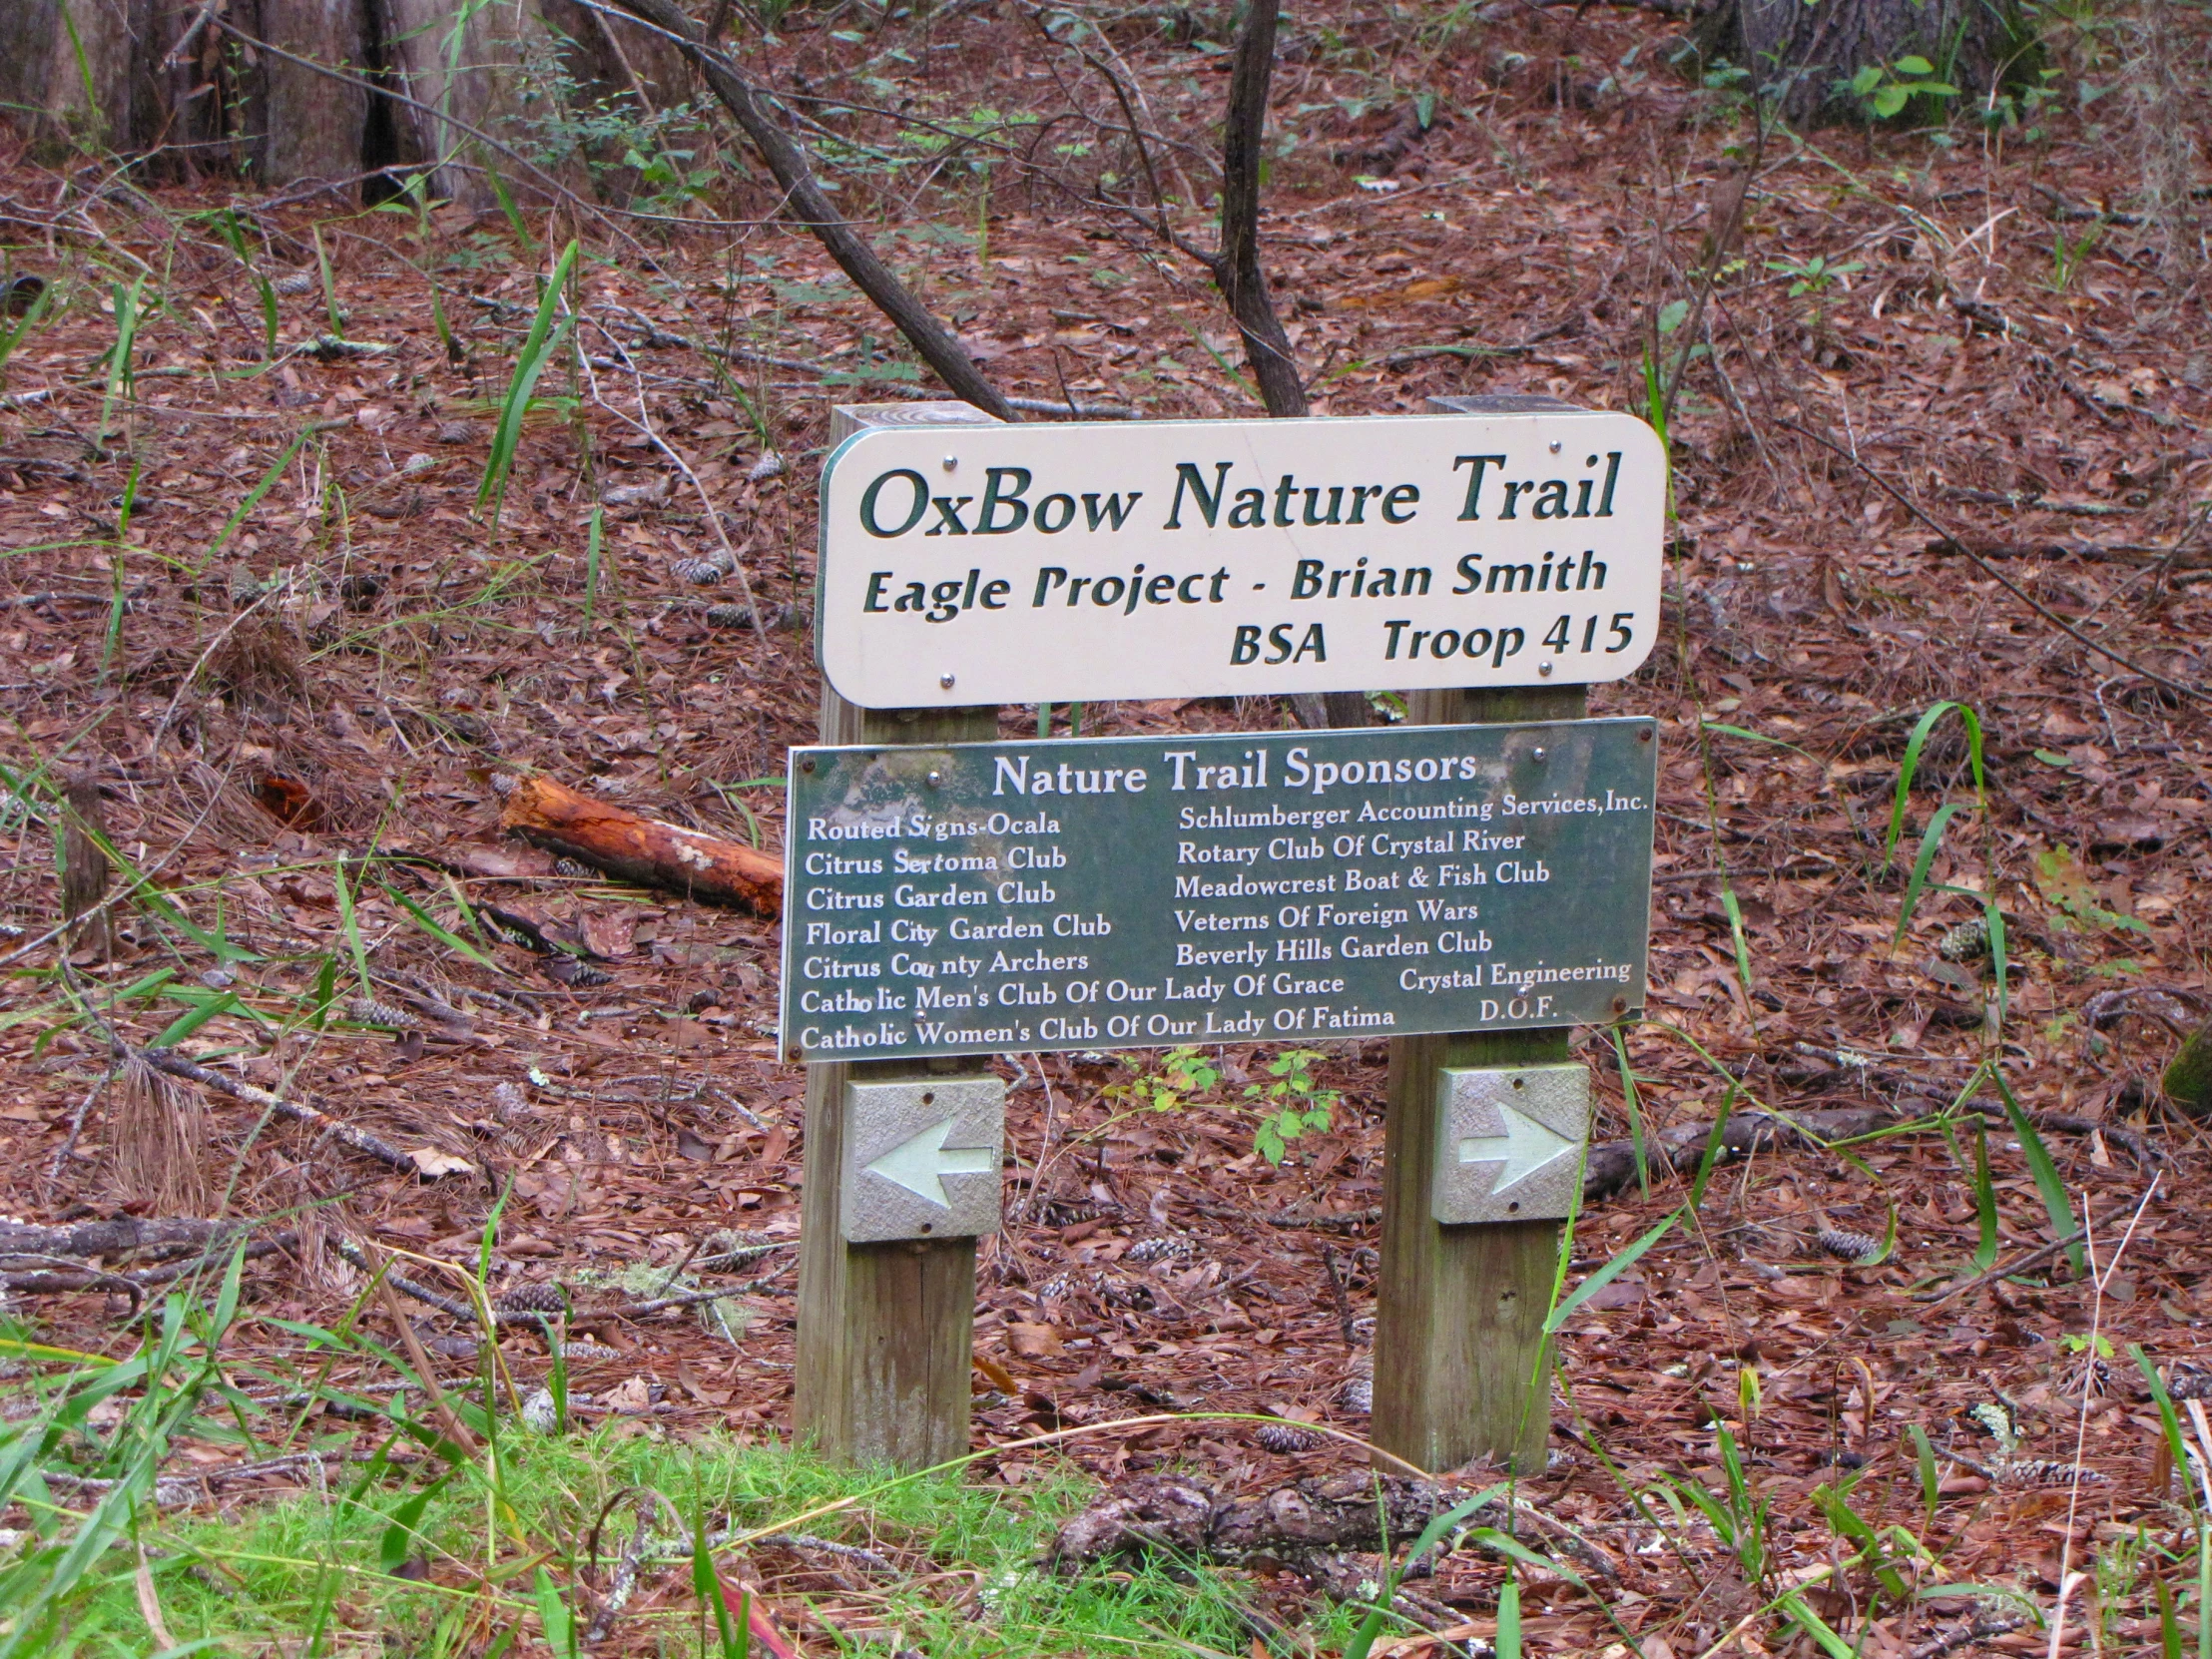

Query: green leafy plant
[[1843, 56, 1959, 122], [1104, 1045, 1221, 1115], [1343, 1482, 1510, 1659], [1767, 253, 1865, 298], [2047, 220, 2102, 290], [1244, 1049, 1338, 1163]]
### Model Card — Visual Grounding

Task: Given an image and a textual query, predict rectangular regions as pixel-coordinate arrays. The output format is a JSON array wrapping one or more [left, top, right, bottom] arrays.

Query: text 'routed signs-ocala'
[[815, 411, 1667, 707]]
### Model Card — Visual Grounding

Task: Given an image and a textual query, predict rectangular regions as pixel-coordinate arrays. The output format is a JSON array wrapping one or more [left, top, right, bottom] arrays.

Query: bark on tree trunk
[[1697, 0, 2037, 125], [243, 0, 369, 186], [0, 0, 695, 199], [377, 0, 559, 209], [0, 0, 147, 157]]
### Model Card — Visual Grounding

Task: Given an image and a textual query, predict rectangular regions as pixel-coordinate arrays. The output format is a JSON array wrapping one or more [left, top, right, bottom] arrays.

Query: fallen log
[[0, 1236, 295, 1303], [0, 1215, 244, 1262], [499, 776, 781, 918]]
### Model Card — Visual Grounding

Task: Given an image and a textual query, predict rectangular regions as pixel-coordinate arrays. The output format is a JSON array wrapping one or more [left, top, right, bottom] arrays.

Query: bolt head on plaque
[[1431, 1063, 1589, 1226], [839, 1076, 1004, 1243]]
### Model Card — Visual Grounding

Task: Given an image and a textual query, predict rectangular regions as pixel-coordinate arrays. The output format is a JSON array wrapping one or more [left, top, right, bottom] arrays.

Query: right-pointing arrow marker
[[1455, 1101, 1578, 1196], [865, 1117, 998, 1208]]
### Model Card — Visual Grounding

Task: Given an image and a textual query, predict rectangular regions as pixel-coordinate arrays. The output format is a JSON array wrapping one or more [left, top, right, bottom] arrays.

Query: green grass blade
[[381, 882, 500, 971], [695, 1510, 742, 1659], [478, 240, 578, 526], [486, 167, 537, 258], [582, 504, 603, 627], [1908, 1422, 1939, 1533], [1719, 883, 1754, 997], [312, 225, 342, 336], [258, 274, 279, 358], [1496, 1578, 1521, 1659], [149, 989, 245, 1048], [1547, 1211, 1678, 1334], [1611, 1026, 1649, 1197], [1701, 721, 1814, 760], [1970, 1120, 1999, 1272], [1990, 1070, 2082, 1275], [1984, 895, 2008, 1033], [1893, 800, 1962, 945], [2133, 1346, 2197, 1512], [205, 427, 317, 570], [1687, 1090, 1735, 1210], [1781, 1592, 1857, 1659], [0, 271, 54, 380], [1886, 700, 1984, 861], [99, 276, 141, 439], [333, 859, 373, 997]]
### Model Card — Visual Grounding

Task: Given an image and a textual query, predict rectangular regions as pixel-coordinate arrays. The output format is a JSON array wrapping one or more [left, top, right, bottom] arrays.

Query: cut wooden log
[[500, 776, 781, 918]]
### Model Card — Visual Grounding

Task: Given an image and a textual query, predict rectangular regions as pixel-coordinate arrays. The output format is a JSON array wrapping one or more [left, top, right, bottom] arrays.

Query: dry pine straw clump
[[0, 0, 2207, 1648]]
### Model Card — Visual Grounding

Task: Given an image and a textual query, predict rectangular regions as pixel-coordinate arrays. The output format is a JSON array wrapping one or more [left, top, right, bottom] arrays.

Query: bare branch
[[592, 0, 1015, 421], [1215, 0, 1308, 417]]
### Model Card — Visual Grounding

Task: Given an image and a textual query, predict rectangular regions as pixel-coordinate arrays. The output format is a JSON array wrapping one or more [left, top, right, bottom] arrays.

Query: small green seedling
[[1843, 56, 1959, 122]]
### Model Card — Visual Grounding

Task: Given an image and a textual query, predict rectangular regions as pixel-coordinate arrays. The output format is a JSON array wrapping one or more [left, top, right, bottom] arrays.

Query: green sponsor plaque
[[781, 718, 1654, 1061]]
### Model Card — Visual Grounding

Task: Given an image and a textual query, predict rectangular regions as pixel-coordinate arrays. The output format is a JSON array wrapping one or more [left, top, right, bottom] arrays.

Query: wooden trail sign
[[790, 394, 1660, 1475], [815, 408, 1666, 707]]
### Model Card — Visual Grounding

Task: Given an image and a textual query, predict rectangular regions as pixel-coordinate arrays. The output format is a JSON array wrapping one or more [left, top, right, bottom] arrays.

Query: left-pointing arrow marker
[[865, 1117, 997, 1208], [1454, 1101, 1577, 1196]]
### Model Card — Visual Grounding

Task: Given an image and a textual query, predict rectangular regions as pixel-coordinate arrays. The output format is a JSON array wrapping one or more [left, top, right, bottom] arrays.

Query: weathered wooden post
[[1372, 395, 1623, 1476], [794, 400, 1003, 1468]]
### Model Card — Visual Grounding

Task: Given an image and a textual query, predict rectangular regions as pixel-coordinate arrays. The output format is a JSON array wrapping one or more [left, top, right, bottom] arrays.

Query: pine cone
[[1339, 1375, 1374, 1414], [345, 997, 416, 1029], [496, 1283, 567, 1316], [1127, 1235, 1200, 1268], [542, 957, 612, 988], [672, 556, 729, 586], [552, 857, 595, 879], [1256, 1422, 1322, 1453], [1938, 914, 1991, 961], [1035, 1269, 1092, 1309], [1818, 1228, 1882, 1265]]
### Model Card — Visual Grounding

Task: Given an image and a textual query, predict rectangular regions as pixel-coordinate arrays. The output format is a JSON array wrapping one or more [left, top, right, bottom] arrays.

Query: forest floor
[[0, 0, 2209, 1653]]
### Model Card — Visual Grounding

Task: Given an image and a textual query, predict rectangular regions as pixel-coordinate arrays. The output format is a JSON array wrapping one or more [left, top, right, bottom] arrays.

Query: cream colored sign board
[[815, 411, 1666, 707]]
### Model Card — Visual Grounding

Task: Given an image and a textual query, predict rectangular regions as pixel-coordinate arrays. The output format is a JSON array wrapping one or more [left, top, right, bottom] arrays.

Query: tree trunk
[[0, 0, 687, 201], [1697, 0, 2038, 125], [0, 0, 147, 158], [242, 0, 369, 186], [376, 0, 558, 209]]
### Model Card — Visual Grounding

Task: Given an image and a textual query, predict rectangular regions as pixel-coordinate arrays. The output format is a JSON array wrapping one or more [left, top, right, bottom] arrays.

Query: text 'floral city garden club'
[[814, 410, 1667, 708], [779, 720, 1656, 1062]]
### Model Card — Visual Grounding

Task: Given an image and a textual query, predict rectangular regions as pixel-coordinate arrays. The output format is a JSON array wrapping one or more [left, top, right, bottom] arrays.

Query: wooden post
[[1372, 394, 1602, 1477], [1372, 682, 1587, 1476], [795, 401, 1002, 1468]]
